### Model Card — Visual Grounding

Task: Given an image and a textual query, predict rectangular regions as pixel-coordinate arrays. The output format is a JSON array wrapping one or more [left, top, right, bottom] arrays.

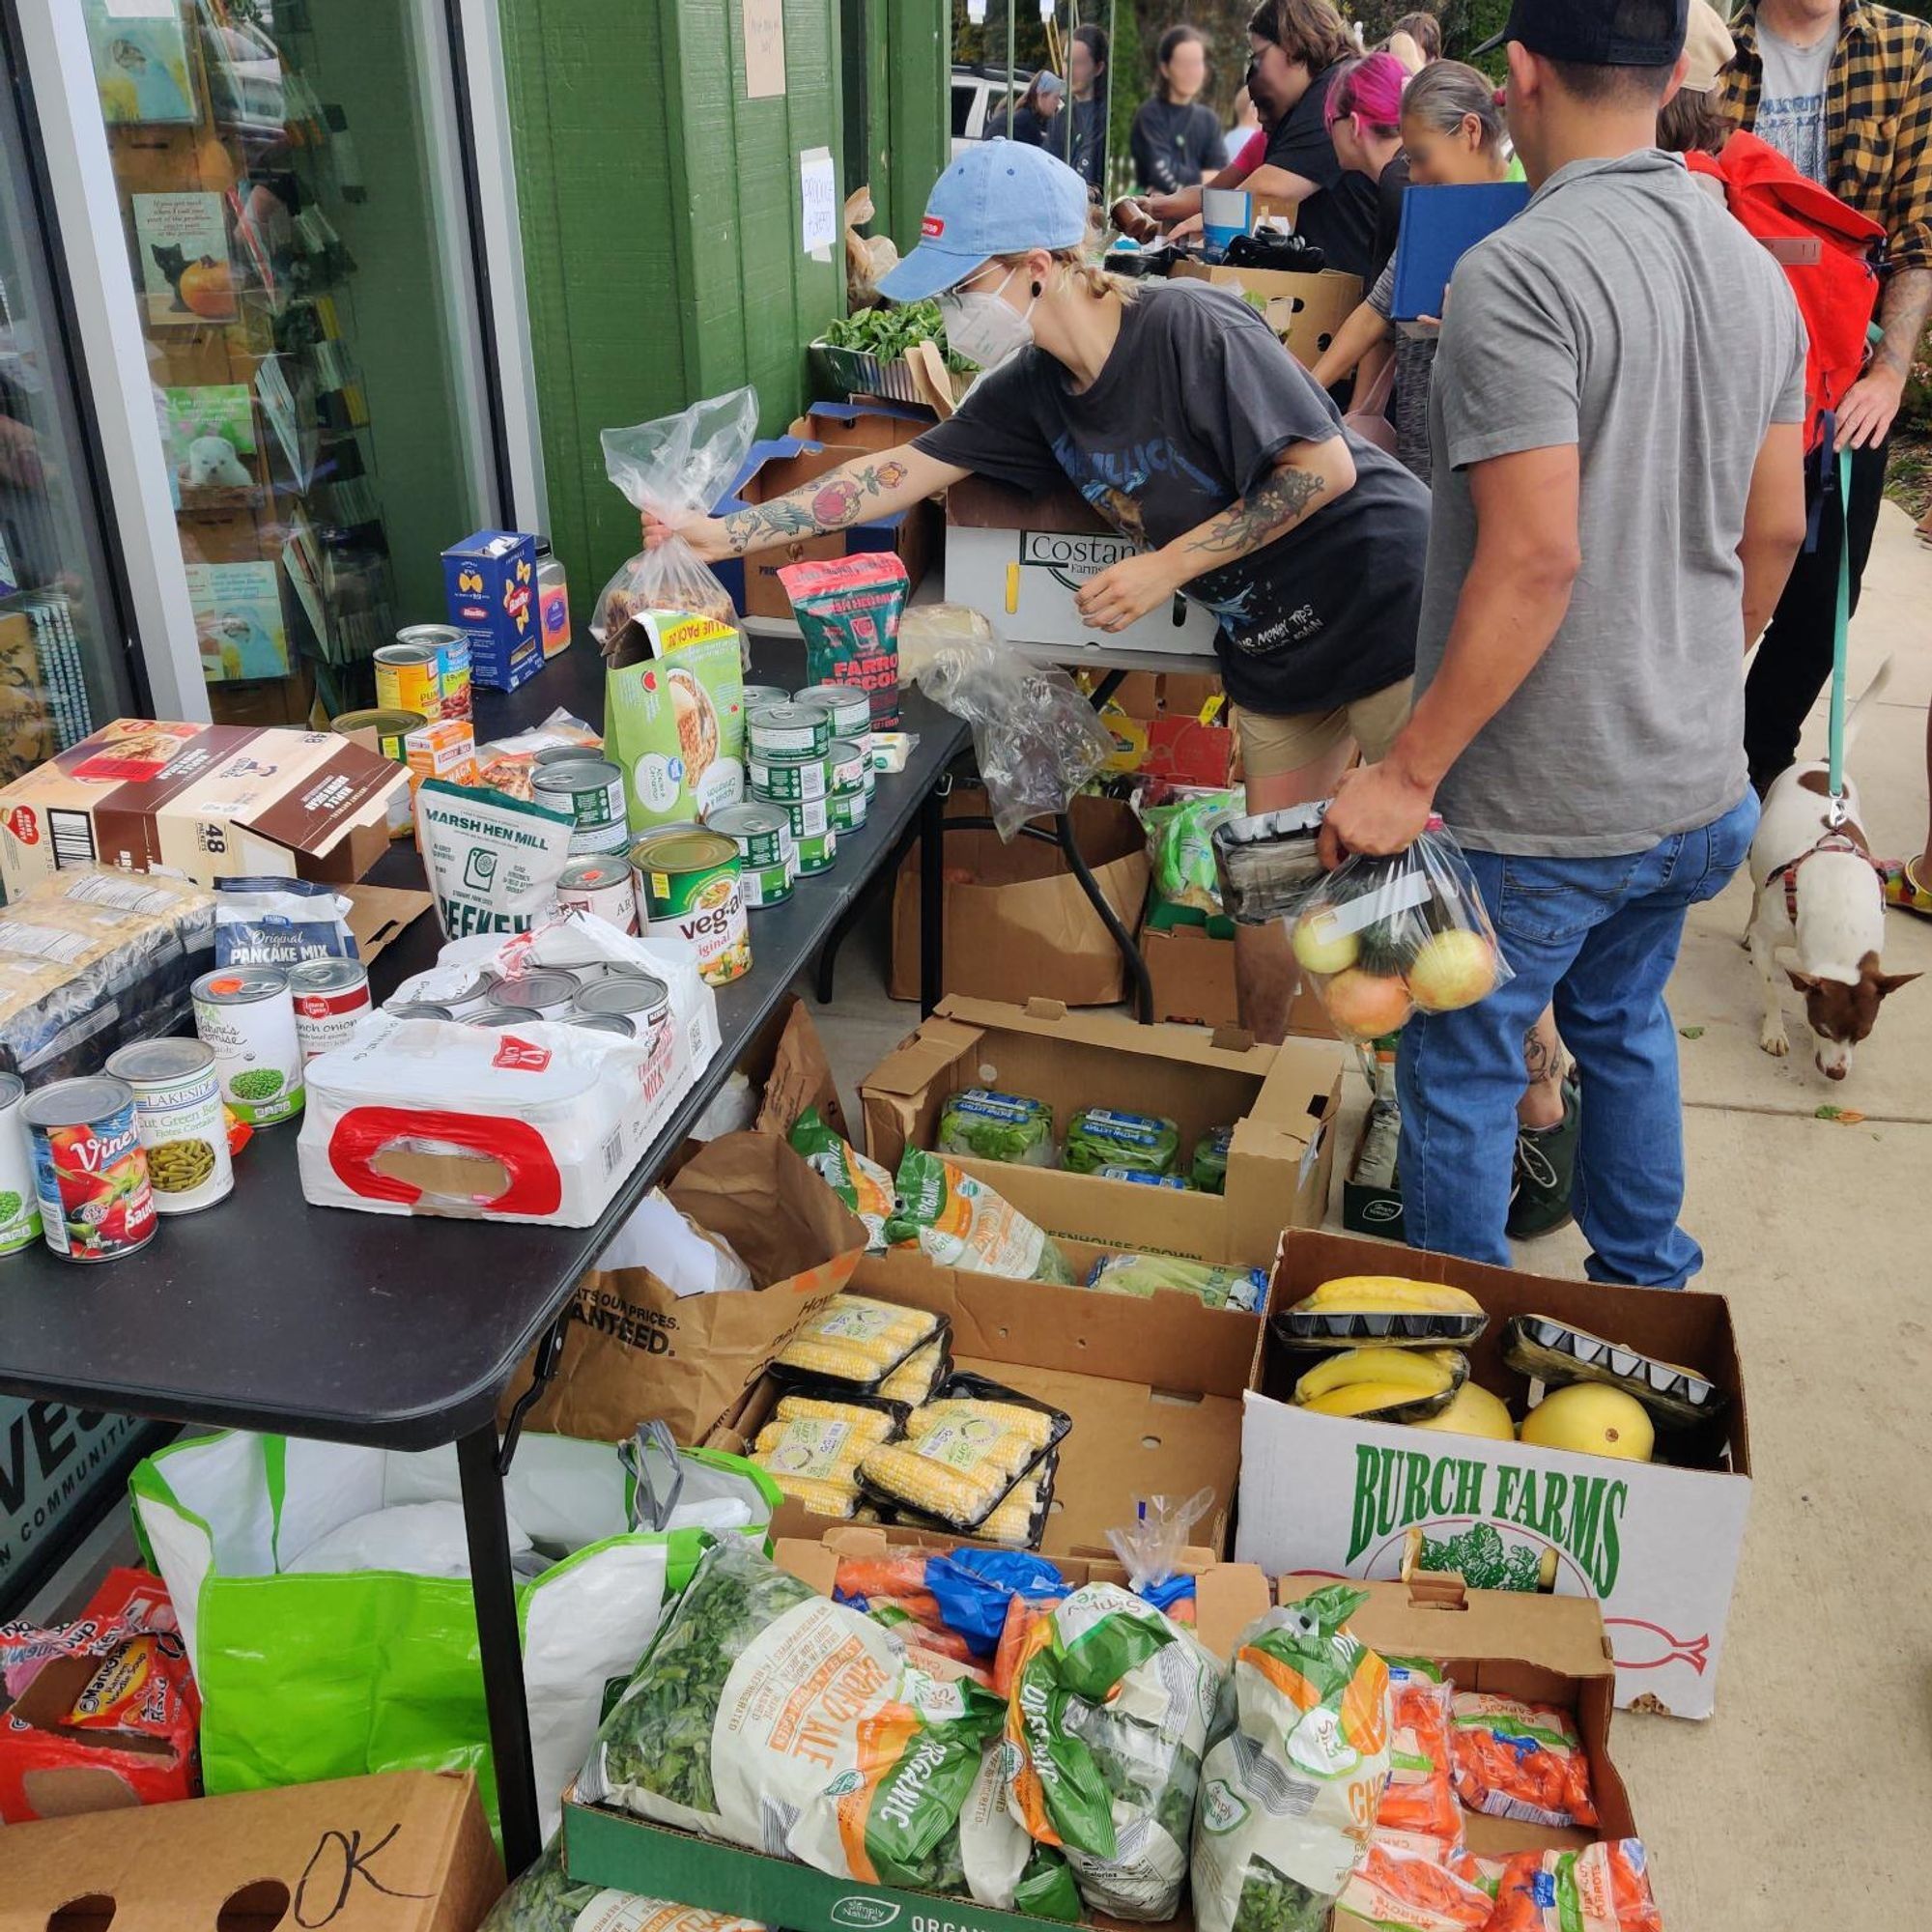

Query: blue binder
[[1388, 182, 1532, 323]]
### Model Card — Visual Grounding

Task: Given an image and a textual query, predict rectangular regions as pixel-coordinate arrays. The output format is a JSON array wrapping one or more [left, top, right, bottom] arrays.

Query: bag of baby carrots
[[1485, 1839, 1662, 1932], [1335, 1833, 1498, 1931], [1377, 1662, 1462, 1842], [1449, 1692, 1599, 1830]]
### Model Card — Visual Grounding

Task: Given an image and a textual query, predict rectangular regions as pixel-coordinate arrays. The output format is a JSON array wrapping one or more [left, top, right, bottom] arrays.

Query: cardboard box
[[1141, 913, 1338, 1039], [791, 400, 932, 452], [442, 530, 543, 690], [1095, 671, 1235, 786], [1170, 259, 1363, 368], [887, 789, 1151, 1008], [0, 1769, 502, 1930], [1290, 1574, 1641, 1879], [1341, 1102, 1403, 1237], [1241, 1230, 1751, 1719], [717, 1243, 1269, 1556], [560, 1553, 1272, 1932], [861, 996, 1343, 1267], [0, 721, 403, 897], [944, 473, 1222, 658], [714, 438, 933, 619], [497, 1129, 868, 1446]]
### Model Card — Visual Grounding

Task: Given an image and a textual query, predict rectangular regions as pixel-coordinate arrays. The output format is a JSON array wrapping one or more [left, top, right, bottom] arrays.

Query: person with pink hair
[[1324, 50, 1411, 282]]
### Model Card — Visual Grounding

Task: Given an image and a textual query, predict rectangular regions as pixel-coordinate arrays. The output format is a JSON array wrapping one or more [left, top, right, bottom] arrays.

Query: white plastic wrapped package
[[899, 605, 1114, 840], [1191, 1585, 1392, 1932]]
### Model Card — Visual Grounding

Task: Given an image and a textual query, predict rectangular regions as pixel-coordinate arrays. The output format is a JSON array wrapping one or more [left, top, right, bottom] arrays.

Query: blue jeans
[[1397, 792, 1759, 1286]]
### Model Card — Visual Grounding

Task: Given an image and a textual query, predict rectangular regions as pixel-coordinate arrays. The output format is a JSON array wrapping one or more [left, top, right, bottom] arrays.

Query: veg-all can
[[796, 827, 838, 875], [749, 752, 829, 803], [192, 967, 304, 1127], [794, 682, 872, 746], [573, 974, 669, 1027], [706, 802, 793, 909], [374, 640, 442, 723], [760, 791, 831, 840], [104, 1039, 233, 1215], [487, 969, 582, 1017], [556, 855, 639, 933], [396, 622, 471, 724], [746, 701, 832, 760], [21, 1077, 156, 1262], [533, 757, 630, 856], [0, 1073, 43, 1254], [287, 956, 373, 1063], [632, 827, 750, 985]]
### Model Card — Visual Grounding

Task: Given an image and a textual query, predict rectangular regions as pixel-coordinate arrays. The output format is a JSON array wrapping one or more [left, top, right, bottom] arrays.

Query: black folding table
[[0, 638, 966, 1875]]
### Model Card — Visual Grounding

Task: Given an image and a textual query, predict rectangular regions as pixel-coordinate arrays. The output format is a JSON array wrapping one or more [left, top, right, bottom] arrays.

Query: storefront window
[[82, 0, 491, 725], [0, 34, 138, 781]]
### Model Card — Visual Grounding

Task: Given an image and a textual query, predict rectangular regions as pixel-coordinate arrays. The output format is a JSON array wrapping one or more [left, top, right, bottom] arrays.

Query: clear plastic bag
[[592, 387, 757, 655], [1293, 818, 1512, 1042], [899, 604, 1114, 840], [1105, 1488, 1215, 1590]]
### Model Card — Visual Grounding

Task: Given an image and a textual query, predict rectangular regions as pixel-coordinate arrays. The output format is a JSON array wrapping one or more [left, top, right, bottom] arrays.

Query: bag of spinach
[[1191, 1585, 1392, 1932], [578, 1537, 1011, 1897]]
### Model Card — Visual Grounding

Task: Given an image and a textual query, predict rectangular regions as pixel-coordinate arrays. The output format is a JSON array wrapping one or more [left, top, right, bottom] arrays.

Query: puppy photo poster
[[132, 191, 238, 326], [186, 559, 292, 684]]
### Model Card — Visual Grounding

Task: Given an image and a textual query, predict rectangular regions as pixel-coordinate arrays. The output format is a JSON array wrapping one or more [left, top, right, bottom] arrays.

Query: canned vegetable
[[533, 757, 630, 856], [794, 682, 872, 744], [373, 640, 441, 723], [105, 1039, 233, 1215], [796, 827, 838, 874], [631, 827, 751, 986], [287, 956, 373, 1063], [192, 967, 304, 1127], [748, 753, 829, 803], [556, 855, 640, 933], [829, 786, 869, 834], [0, 1073, 43, 1254]]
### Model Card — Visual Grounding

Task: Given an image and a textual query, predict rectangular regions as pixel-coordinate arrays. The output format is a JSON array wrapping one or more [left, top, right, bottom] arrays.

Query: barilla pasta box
[[442, 529, 543, 691], [0, 720, 404, 896]]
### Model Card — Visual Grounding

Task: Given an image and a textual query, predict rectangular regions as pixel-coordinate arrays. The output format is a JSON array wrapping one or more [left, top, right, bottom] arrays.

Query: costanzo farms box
[[1237, 1231, 1750, 1721]]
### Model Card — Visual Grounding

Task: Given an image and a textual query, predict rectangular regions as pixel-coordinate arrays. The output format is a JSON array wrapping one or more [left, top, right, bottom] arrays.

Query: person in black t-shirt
[[984, 70, 1065, 150], [644, 142, 1428, 1044], [1130, 26, 1225, 192], [1325, 50, 1410, 284], [1065, 24, 1110, 191]]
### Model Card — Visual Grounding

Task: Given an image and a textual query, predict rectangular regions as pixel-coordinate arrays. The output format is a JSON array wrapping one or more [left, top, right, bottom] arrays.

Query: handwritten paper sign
[[800, 146, 837, 258], [743, 0, 786, 98]]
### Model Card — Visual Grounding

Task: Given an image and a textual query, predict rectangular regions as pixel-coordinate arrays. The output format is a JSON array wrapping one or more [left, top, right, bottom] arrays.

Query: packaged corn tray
[[1449, 1693, 1599, 1830], [898, 1451, 1058, 1551], [859, 1374, 1069, 1534], [887, 1147, 1075, 1284], [1007, 1581, 1223, 1920], [1085, 1252, 1267, 1313], [752, 1390, 906, 1520], [878, 1327, 952, 1405], [788, 1104, 892, 1251], [1191, 1584, 1392, 1932], [578, 1537, 1013, 1897], [1063, 1106, 1179, 1178], [771, 1293, 941, 1393], [479, 1841, 766, 1932], [937, 1087, 1056, 1166], [1487, 1840, 1662, 1932], [1191, 1124, 1233, 1195]]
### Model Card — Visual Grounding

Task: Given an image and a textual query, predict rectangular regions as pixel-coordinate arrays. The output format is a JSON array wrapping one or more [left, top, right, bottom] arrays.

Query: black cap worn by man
[[1471, 0, 1688, 64]]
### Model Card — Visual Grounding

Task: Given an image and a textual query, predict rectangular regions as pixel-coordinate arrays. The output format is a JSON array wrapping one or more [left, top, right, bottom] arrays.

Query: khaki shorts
[[1235, 678, 1414, 783]]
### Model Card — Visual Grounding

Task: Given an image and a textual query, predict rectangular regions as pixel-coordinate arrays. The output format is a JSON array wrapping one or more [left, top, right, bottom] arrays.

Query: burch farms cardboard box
[[0, 721, 404, 896], [560, 1553, 1272, 1932], [0, 1769, 502, 1930], [1241, 1230, 1750, 1720], [862, 996, 1343, 1266], [715, 1249, 1266, 1556]]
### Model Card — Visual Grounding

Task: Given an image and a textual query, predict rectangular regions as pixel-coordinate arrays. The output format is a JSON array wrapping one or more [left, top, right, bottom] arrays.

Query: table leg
[[920, 778, 946, 1016], [458, 1422, 542, 1875], [1057, 810, 1153, 1023]]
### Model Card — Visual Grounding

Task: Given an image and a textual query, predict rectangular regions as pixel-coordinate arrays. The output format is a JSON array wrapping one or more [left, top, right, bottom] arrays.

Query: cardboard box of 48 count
[[1239, 1230, 1751, 1719]]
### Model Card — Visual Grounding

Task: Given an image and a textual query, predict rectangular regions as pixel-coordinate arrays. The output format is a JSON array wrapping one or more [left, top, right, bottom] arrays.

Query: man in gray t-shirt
[[1320, 0, 1810, 1287]]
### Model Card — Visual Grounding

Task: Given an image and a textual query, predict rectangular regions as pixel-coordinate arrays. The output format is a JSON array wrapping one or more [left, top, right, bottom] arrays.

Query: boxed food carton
[[1240, 1229, 1750, 1719], [862, 996, 1343, 1267], [0, 1769, 502, 1931], [1168, 259, 1364, 369], [443, 529, 543, 690], [0, 721, 404, 897]]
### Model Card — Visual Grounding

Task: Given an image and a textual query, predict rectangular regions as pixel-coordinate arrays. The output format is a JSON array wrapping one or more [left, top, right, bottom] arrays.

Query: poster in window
[[186, 559, 291, 683], [132, 192, 238, 326]]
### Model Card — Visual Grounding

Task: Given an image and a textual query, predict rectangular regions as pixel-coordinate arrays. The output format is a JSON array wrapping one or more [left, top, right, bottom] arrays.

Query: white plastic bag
[[594, 388, 758, 652], [899, 604, 1114, 839]]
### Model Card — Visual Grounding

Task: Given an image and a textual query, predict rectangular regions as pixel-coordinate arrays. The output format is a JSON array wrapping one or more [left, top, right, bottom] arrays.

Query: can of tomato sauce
[[20, 1076, 157, 1262]]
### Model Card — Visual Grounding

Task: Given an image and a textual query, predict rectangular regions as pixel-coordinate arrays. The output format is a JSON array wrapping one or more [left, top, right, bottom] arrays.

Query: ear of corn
[[773, 1294, 940, 1386]]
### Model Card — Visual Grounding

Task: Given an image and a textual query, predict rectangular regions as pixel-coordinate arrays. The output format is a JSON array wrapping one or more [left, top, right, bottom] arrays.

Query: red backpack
[[1687, 130, 1885, 451]]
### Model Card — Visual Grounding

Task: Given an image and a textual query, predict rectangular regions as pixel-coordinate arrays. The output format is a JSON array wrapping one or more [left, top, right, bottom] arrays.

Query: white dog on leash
[[1747, 659, 1919, 1079]]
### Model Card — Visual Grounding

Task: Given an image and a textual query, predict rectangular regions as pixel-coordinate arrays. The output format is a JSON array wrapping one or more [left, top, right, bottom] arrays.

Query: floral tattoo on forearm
[[1185, 463, 1327, 561], [721, 460, 911, 553]]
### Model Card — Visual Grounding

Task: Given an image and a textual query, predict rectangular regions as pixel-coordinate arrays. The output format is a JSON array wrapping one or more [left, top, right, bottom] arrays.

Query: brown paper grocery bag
[[497, 1131, 867, 1446]]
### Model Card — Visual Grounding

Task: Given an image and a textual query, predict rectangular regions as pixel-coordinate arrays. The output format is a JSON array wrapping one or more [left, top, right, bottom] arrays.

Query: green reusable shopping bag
[[129, 1430, 778, 1837]]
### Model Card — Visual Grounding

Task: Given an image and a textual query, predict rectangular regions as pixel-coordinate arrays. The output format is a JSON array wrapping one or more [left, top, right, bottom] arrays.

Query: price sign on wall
[[743, 0, 786, 99]]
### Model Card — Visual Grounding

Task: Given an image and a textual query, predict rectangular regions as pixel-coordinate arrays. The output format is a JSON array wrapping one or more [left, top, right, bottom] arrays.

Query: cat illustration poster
[[132, 191, 238, 326], [186, 559, 290, 683], [86, 0, 196, 126]]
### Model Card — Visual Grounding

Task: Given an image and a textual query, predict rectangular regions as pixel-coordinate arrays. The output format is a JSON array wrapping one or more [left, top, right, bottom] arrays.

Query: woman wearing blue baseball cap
[[648, 139, 1430, 1043]]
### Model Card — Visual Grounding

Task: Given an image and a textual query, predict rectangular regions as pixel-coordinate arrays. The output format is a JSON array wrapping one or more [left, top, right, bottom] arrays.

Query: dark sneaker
[[1508, 1078, 1579, 1239]]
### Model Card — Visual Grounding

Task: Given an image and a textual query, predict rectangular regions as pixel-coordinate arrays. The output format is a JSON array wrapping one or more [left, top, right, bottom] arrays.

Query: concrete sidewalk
[[815, 501, 1932, 1930]]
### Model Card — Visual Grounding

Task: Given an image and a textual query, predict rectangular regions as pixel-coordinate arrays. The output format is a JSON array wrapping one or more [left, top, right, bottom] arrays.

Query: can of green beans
[[748, 751, 829, 803], [106, 1037, 234, 1214], [796, 827, 838, 875], [746, 701, 832, 759], [705, 802, 794, 909], [794, 682, 872, 745]]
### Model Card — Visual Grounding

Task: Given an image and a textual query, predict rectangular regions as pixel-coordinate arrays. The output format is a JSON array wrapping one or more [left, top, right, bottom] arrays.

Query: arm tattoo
[[722, 459, 911, 554], [1521, 1024, 1561, 1087], [1185, 463, 1327, 561], [1873, 268, 1932, 380]]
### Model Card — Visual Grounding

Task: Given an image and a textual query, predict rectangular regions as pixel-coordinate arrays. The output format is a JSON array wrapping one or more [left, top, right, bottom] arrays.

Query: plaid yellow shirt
[[1723, 1, 1932, 272]]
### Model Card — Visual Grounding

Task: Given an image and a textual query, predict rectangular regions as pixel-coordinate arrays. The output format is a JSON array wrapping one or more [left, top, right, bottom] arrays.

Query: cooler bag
[[129, 1430, 777, 1836]]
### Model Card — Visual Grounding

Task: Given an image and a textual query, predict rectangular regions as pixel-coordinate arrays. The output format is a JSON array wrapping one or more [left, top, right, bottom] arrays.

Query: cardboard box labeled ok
[[1241, 1230, 1750, 1719]]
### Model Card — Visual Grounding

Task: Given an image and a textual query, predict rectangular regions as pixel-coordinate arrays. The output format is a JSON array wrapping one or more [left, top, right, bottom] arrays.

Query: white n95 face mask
[[939, 267, 1037, 373]]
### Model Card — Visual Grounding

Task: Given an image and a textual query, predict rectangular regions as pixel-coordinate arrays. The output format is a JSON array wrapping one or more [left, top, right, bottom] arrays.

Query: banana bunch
[[1274, 1274, 1489, 1349], [1291, 1346, 1468, 1422]]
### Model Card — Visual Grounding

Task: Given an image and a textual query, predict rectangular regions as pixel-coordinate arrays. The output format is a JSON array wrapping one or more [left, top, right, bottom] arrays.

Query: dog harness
[[1774, 832, 1889, 923]]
